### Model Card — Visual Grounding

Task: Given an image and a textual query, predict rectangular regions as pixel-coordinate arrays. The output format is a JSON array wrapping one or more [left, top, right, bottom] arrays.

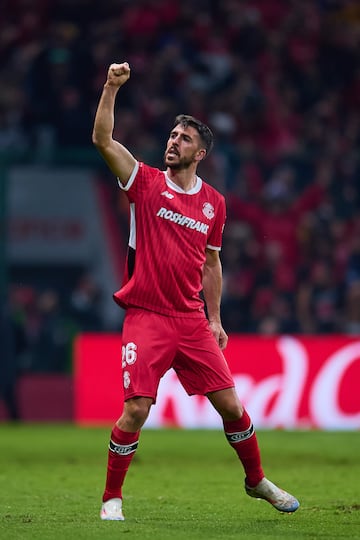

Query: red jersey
[[113, 162, 226, 317]]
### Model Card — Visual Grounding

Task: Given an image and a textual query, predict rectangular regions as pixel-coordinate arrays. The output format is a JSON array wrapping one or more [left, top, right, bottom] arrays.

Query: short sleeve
[[206, 196, 226, 251]]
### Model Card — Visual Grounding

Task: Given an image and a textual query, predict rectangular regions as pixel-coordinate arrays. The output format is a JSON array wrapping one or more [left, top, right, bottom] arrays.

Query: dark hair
[[173, 114, 214, 156]]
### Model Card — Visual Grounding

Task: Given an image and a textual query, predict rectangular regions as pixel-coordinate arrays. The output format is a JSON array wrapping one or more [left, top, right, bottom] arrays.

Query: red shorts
[[121, 308, 235, 402]]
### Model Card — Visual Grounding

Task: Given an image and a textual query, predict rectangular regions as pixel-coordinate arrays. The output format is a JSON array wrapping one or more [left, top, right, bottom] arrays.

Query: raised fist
[[106, 62, 131, 88]]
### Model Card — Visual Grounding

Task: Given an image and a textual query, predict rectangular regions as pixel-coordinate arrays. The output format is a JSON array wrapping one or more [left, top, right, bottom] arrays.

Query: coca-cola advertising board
[[74, 334, 360, 430]]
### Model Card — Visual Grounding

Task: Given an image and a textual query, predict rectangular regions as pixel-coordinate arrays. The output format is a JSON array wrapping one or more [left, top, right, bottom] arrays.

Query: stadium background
[[0, 0, 360, 427]]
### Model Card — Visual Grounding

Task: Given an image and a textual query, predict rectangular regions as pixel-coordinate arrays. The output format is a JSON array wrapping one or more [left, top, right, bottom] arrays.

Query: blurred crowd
[[2, 0, 360, 378], [8, 273, 104, 375]]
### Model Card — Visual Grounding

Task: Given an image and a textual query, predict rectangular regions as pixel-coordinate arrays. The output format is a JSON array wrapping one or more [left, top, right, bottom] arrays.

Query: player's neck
[[166, 167, 197, 192]]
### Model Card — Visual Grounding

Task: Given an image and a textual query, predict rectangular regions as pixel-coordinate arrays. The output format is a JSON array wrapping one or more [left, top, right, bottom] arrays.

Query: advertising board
[[74, 334, 360, 429]]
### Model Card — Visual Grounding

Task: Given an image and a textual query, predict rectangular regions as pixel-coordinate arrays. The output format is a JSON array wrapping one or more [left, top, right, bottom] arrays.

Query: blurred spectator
[[345, 234, 360, 286], [69, 273, 103, 332], [0, 301, 25, 421], [344, 280, 360, 335], [9, 285, 75, 373], [296, 260, 343, 334], [221, 221, 260, 332], [30, 289, 73, 372]]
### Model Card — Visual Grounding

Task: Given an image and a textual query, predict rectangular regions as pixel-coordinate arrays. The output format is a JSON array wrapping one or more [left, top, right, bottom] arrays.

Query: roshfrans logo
[[156, 207, 209, 234]]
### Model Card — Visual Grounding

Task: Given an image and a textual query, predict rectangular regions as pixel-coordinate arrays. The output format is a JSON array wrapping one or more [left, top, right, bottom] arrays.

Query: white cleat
[[245, 477, 300, 513], [100, 498, 125, 521]]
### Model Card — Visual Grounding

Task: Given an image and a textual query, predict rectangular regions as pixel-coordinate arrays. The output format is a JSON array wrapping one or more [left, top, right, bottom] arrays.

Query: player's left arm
[[202, 248, 228, 350]]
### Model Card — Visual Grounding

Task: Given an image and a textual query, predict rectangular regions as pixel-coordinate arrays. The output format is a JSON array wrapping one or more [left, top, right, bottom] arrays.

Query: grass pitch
[[0, 425, 359, 540]]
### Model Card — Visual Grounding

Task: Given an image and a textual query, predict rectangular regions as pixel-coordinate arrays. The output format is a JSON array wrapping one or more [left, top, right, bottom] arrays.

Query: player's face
[[164, 125, 205, 170]]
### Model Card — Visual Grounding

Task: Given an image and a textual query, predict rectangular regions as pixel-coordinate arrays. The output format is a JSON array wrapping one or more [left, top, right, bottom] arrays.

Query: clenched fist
[[105, 62, 131, 88]]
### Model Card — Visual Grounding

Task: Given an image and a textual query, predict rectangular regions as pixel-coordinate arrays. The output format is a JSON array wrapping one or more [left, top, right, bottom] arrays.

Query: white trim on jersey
[[129, 203, 136, 249], [206, 244, 221, 251], [118, 161, 139, 191], [164, 172, 202, 195]]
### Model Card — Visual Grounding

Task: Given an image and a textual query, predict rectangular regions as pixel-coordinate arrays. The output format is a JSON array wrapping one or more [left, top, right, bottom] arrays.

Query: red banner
[[74, 334, 360, 429]]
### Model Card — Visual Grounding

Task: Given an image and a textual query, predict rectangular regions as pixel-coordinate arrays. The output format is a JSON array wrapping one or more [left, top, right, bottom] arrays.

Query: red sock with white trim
[[223, 410, 264, 488], [102, 425, 140, 502]]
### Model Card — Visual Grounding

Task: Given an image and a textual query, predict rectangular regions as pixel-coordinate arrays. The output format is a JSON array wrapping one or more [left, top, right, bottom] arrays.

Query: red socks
[[223, 410, 264, 488], [103, 412, 262, 501], [102, 425, 140, 502]]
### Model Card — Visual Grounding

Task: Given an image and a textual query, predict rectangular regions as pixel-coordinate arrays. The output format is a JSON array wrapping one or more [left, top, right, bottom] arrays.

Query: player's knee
[[222, 405, 244, 421], [121, 398, 151, 429], [208, 388, 244, 420]]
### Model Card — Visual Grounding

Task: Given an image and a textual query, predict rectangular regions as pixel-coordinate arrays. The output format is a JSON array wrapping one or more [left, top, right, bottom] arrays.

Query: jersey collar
[[164, 172, 202, 195]]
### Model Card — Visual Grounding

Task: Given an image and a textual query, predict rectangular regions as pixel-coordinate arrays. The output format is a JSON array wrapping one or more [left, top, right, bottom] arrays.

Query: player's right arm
[[92, 62, 137, 186]]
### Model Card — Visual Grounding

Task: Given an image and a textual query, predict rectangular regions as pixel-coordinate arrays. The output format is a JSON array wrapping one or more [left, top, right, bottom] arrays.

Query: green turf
[[0, 425, 359, 539]]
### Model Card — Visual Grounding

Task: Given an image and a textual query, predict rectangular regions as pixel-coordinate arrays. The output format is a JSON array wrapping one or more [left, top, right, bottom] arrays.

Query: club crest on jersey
[[202, 202, 215, 220], [123, 370, 131, 389]]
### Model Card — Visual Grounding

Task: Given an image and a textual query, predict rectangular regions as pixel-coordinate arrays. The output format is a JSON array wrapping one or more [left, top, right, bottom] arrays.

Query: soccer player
[[92, 62, 300, 521]]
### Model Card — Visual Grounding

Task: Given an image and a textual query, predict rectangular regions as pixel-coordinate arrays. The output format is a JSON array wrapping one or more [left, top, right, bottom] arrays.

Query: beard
[[164, 151, 196, 170]]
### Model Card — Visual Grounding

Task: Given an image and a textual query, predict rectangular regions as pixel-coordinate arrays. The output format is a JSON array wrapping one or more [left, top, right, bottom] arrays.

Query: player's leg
[[174, 320, 265, 492], [175, 318, 299, 513], [101, 397, 153, 521], [208, 387, 299, 513], [101, 309, 177, 520], [207, 387, 265, 488], [103, 398, 152, 502]]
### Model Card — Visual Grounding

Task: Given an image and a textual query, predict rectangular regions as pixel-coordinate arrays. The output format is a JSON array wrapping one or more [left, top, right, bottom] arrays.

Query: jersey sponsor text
[[156, 206, 209, 234]]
